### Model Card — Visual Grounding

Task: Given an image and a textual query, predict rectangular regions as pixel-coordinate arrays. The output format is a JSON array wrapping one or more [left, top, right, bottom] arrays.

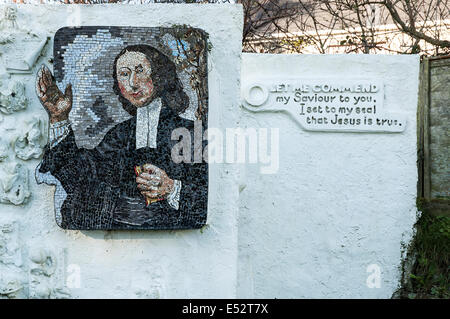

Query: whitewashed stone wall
[[0, 4, 242, 298], [0, 4, 420, 299]]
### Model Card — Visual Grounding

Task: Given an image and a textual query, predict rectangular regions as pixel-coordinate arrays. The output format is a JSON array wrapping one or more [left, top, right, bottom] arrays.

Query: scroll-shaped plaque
[[242, 79, 406, 133]]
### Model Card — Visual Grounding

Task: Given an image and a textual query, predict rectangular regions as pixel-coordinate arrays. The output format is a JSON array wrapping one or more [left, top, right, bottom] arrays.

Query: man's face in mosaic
[[116, 51, 154, 107]]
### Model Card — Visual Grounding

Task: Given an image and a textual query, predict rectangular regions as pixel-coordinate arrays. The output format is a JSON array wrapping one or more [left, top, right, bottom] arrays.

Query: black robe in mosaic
[[39, 105, 208, 230]]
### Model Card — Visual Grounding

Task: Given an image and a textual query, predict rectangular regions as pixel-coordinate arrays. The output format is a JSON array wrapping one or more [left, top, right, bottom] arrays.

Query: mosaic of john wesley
[[35, 27, 208, 230]]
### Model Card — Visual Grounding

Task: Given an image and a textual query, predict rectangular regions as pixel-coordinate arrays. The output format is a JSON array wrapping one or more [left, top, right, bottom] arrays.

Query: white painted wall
[[237, 54, 419, 298], [0, 4, 421, 299], [0, 4, 243, 298]]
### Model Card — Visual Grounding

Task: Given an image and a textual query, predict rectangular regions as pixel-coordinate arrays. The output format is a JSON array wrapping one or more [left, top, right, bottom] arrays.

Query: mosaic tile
[[35, 26, 209, 230]]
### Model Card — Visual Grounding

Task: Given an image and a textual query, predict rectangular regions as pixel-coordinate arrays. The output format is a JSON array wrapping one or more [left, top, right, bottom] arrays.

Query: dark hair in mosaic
[[112, 45, 189, 116]]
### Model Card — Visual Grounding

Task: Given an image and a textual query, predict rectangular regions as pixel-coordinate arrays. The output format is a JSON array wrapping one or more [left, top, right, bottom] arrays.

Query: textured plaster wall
[[0, 4, 421, 299], [237, 54, 420, 298], [0, 4, 242, 298]]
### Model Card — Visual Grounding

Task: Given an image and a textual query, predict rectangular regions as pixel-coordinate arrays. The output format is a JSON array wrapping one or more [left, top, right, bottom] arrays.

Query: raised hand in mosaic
[[36, 65, 72, 124]]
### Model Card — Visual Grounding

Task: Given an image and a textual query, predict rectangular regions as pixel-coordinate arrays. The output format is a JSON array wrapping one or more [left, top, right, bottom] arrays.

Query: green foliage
[[399, 213, 450, 299]]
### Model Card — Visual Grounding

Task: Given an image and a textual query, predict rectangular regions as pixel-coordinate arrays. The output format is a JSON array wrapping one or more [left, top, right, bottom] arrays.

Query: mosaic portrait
[[35, 27, 209, 230]]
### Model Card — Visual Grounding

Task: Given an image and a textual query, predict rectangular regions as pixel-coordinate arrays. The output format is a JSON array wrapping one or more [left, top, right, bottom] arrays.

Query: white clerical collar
[[136, 98, 162, 149]]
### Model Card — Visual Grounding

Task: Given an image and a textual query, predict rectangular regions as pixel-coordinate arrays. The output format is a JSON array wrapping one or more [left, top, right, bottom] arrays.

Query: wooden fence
[[417, 55, 450, 215]]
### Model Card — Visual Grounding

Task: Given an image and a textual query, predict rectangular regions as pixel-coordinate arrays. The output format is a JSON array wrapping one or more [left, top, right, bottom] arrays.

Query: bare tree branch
[[384, 0, 450, 48]]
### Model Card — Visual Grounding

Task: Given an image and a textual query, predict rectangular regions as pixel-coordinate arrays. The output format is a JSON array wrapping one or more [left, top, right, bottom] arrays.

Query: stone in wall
[[0, 138, 9, 162], [14, 117, 47, 160], [0, 80, 28, 114], [0, 32, 13, 45], [132, 262, 165, 298], [0, 221, 22, 267], [0, 162, 30, 205], [0, 224, 71, 299], [28, 248, 71, 299], [429, 60, 450, 198], [29, 248, 57, 277], [0, 271, 26, 299], [0, 6, 49, 74], [0, 220, 26, 299]]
